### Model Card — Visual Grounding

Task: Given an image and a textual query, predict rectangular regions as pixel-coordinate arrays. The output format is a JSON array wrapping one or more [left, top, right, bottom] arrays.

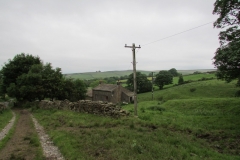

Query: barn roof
[[122, 87, 134, 96], [93, 84, 118, 92]]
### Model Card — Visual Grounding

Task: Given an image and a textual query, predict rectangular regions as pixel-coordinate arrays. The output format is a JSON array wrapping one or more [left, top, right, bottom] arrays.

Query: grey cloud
[[0, 0, 219, 73]]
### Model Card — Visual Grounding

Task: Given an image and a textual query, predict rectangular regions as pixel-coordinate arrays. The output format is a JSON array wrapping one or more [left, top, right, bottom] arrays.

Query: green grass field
[[138, 79, 238, 102], [64, 69, 216, 80], [32, 77, 240, 159]]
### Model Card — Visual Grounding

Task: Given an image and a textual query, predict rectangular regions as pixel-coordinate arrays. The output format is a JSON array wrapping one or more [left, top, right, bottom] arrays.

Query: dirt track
[[0, 110, 41, 160]]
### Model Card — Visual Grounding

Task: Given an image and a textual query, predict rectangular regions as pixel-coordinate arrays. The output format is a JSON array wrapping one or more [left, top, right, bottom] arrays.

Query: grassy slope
[[32, 78, 240, 159], [138, 79, 238, 102]]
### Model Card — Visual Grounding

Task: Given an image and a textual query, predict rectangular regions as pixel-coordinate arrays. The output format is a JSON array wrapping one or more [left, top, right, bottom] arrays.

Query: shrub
[[138, 115, 151, 121], [147, 106, 165, 111], [158, 96, 163, 101], [178, 74, 184, 84], [140, 107, 145, 113], [193, 71, 201, 74], [129, 122, 135, 129], [235, 90, 240, 97], [190, 88, 196, 92]]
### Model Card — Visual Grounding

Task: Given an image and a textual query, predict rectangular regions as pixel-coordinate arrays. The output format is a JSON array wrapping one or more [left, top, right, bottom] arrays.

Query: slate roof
[[93, 84, 118, 92], [122, 87, 134, 96]]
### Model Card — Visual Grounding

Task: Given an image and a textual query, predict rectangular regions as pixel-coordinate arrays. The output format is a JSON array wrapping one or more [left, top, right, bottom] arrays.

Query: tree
[[126, 72, 152, 93], [213, 0, 240, 86], [168, 68, 179, 77], [56, 78, 86, 101], [90, 79, 106, 88], [5, 63, 62, 101], [104, 76, 119, 84], [0, 72, 5, 99], [213, 0, 239, 28], [155, 71, 173, 90], [41, 63, 63, 100], [178, 74, 184, 84], [15, 69, 44, 101], [1, 53, 41, 99], [72, 79, 87, 101], [1, 53, 86, 102]]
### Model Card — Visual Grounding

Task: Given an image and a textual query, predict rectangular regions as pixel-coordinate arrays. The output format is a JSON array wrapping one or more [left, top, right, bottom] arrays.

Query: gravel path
[[31, 115, 65, 160], [0, 111, 15, 141], [0, 110, 42, 159]]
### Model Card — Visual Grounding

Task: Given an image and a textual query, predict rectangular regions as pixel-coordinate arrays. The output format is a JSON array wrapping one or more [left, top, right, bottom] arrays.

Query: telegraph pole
[[152, 72, 154, 101], [125, 43, 141, 117]]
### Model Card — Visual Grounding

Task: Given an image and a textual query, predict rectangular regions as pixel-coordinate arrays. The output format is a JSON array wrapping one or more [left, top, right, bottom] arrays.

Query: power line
[[142, 21, 214, 46]]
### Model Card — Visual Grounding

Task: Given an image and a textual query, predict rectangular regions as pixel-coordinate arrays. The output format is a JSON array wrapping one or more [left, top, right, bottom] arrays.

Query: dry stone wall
[[36, 99, 129, 117], [0, 102, 8, 113]]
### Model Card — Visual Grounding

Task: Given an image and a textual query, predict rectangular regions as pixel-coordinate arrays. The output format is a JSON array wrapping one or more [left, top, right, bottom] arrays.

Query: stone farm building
[[89, 83, 134, 104]]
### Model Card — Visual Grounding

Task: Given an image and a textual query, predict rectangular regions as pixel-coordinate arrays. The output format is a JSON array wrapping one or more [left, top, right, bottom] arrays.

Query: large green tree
[[213, 0, 240, 86], [126, 72, 152, 93], [1, 53, 41, 98], [155, 71, 173, 90], [1, 53, 86, 102], [5, 63, 62, 101]]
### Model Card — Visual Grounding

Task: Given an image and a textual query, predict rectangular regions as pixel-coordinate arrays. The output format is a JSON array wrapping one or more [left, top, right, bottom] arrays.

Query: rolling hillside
[[64, 69, 216, 80]]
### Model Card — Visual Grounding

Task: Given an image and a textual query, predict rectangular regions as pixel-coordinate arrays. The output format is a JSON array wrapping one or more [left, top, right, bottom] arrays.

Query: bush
[[198, 77, 215, 81], [138, 115, 151, 121], [235, 90, 240, 97], [193, 71, 201, 74], [158, 96, 163, 101], [184, 80, 193, 84], [147, 106, 165, 111], [129, 122, 135, 129], [140, 107, 145, 113], [190, 88, 196, 92], [178, 74, 184, 84]]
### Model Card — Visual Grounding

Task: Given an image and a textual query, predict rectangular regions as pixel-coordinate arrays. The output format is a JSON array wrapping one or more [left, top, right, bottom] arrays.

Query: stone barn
[[92, 83, 134, 104], [86, 89, 93, 100]]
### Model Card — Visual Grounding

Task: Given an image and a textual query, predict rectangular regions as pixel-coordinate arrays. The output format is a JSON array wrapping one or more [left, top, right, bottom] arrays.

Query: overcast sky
[[0, 0, 221, 74]]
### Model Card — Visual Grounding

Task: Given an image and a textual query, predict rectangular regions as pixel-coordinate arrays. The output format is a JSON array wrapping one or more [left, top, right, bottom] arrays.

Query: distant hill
[[64, 69, 216, 80]]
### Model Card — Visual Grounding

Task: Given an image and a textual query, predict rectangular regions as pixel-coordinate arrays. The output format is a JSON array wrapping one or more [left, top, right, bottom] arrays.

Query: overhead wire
[[126, 21, 214, 70], [141, 21, 214, 46]]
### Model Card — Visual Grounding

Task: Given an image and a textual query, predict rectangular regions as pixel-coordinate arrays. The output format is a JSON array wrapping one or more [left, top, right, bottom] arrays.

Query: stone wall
[[0, 102, 8, 113], [36, 99, 129, 117]]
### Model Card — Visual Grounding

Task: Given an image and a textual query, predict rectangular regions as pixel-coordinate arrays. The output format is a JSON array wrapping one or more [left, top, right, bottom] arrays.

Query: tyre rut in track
[[0, 109, 42, 160]]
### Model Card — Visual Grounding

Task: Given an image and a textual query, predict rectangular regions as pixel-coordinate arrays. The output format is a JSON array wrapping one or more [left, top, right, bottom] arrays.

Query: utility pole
[[152, 72, 154, 101], [125, 43, 141, 117]]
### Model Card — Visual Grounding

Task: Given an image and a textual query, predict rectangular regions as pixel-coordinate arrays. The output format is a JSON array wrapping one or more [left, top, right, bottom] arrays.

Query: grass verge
[[0, 109, 13, 131], [29, 114, 44, 160], [0, 111, 18, 151]]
